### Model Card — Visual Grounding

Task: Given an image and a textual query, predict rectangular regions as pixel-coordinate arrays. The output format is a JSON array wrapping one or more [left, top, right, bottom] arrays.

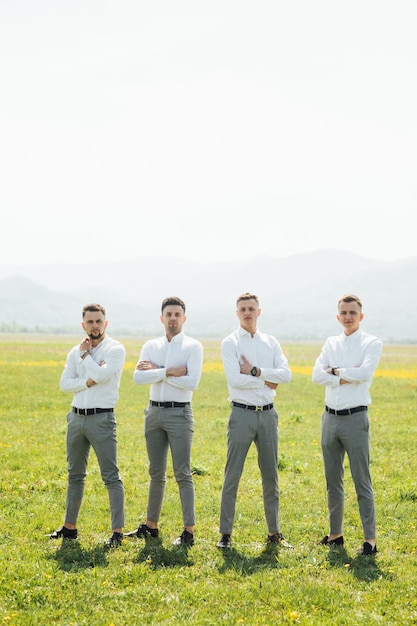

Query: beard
[[88, 331, 104, 340]]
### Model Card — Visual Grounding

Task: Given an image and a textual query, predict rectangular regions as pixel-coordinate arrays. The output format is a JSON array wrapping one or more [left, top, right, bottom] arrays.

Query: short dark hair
[[338, 294, 362, 310], [236, 292, 259, 307], [161, 296, 186, 313], [82, 303, 106, 319]]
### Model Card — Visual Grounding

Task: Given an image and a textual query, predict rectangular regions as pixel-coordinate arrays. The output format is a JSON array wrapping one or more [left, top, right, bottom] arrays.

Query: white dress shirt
[[312, 329, 382, 410], [222, 326, 291, 406], [133, 332, 203, 402], [60, 335, 126, 409]]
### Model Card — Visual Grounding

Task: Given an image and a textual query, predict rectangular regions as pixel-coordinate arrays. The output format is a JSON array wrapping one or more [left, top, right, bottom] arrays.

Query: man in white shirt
[[312, 294, 382, 556], [49, 303, 126, 548], [217, 292, 292, 550], [126, 296, 203, 548]]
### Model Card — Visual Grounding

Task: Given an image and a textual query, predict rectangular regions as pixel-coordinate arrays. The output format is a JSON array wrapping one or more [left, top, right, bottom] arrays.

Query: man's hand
[[166, 365, 187, 377], [265, 381, 278, 389], [136, 360, 160, 370], [239, 355, 253, 375], [325, 366, 349, 385], [80, 337, 91, 352]]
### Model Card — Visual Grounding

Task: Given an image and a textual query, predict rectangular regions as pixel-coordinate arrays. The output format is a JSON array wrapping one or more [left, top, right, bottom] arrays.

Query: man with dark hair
[[126, 296, 203, 548], [49, 304, 126, 547], [312, 294, 382, 555], [217, 292, 292, 550]]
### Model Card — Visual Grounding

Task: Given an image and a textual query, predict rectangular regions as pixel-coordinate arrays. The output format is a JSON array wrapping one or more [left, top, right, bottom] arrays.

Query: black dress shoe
[[173, 530, 194, 548], [105, 532, 123, 548], [216, 533, 231, 549], [319, 534, 344, 546], [125, 523, 159, 539], [358, 541, 377, 556], [267, 533, 293, 549], [49, 525, 78, 540]]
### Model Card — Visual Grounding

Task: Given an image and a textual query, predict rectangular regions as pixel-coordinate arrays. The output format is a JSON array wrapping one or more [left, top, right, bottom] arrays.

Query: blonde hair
[[338, 294, 362, 310]]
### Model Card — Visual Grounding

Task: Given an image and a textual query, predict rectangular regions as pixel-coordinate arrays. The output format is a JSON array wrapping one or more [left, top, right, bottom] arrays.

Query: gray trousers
[[219, 405, 279, 535], [65, 410, 125, 530], [144, 404, 195, 527], [321, 408, 376, 539]]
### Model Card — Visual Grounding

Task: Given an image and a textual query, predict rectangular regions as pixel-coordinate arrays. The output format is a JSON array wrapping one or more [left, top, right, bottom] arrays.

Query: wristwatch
[[250, 366, 258, 376], [80, 349, 89, 359]]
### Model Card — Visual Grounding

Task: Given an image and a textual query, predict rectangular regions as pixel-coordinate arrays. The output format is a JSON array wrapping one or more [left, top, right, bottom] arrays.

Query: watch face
[[251, 366, 257, 376]]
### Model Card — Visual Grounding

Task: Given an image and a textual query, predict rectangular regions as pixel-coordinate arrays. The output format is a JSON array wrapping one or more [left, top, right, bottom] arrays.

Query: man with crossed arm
[[217, 292, 292, 550], [312, 294, 382, 556], [126, 296, 203, 548]]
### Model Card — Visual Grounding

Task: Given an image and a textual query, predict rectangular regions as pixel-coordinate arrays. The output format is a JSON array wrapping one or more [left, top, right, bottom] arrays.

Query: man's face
[[337, 300, 364, 336], [160, 305, 186, 336], [236, 298, 260, 331], [82, 311, 107, 340]]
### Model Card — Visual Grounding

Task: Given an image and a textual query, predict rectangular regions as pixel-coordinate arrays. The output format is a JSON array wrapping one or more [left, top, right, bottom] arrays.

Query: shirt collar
[[165, 331, 184, 344], [91, 334, 109, 350], [238, 326, 258, 338], [342, 328, 362, 342]]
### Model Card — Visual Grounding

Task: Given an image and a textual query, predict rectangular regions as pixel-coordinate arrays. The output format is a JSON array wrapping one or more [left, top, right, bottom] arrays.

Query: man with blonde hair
[[217, 292, 292, 550], [313, 294, 382, 556]]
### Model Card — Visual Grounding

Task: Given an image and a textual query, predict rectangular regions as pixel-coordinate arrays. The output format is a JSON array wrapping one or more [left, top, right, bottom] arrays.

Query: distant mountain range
[[0, 250, 416, 342]]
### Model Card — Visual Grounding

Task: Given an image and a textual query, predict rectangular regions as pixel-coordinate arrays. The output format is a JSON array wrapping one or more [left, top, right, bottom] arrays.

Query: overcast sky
[[1, 0, 416, 267]]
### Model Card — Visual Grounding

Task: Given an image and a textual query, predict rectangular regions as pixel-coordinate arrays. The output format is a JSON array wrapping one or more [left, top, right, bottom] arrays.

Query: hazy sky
[[1, 0, 416, 267]]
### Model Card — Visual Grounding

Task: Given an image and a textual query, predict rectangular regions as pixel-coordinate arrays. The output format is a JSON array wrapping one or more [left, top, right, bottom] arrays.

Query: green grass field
[[0, 336, 416, 625]]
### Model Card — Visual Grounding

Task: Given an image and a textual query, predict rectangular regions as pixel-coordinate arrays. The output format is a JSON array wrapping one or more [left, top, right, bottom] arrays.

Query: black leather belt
[[325, 405, 367, 416], [232, 401, 274, 412], [72, 407, 114, 415], [150, 401, 190, 408]]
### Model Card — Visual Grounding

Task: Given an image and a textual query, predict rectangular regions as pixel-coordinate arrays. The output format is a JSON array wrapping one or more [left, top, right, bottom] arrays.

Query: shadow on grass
[[132, 537, 194, 569], [48, 539, 109, 572], [218, 545, 282, 575], [326, 546, 386, 582]]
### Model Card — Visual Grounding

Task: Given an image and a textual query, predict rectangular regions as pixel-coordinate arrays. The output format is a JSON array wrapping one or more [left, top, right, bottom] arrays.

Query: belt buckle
[[255, 405, 263, 411]]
